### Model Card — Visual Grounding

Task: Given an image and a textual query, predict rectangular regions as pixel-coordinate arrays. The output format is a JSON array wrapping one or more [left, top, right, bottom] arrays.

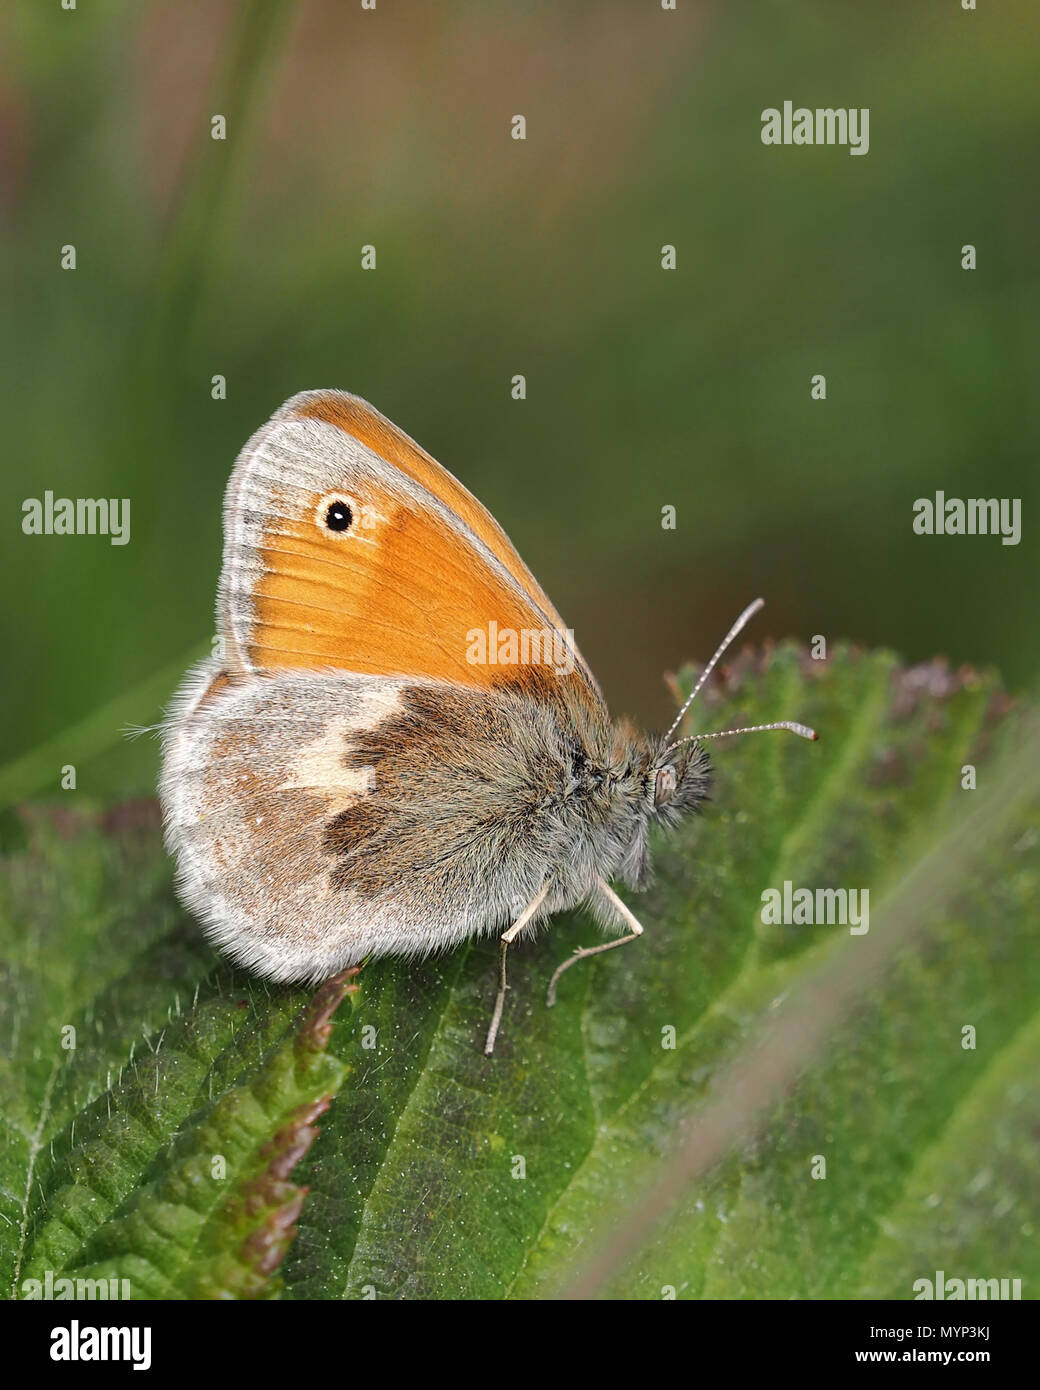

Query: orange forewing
[[233, 394, 601, 710], [251, 480, 552, 688], [292, 394, 575, 640]]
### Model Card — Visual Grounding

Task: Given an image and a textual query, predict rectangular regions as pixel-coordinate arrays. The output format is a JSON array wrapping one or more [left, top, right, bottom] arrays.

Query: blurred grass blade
[[0, 643, 208, 810], [146, 0, 298, 363]]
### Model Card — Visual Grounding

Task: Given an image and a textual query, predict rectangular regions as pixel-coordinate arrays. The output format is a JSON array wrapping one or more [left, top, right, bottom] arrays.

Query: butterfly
[[159, 391, 816, 1053]]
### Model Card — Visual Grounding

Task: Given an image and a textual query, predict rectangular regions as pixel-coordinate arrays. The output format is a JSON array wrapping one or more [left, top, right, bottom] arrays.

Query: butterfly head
[[648, 737, 712, 825], [594, 598, 819, 884], [569, 720, 711, 892], [647, 598, 818, 818]]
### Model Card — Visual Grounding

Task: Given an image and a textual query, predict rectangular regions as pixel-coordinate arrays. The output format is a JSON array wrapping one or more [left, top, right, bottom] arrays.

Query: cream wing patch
[[277, 722, 382, 816]]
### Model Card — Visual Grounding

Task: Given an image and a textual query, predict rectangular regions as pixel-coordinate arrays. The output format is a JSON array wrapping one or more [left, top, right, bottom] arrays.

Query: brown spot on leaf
[[222, 971, 359, 1295], [890, 659, 962, 722], [296, 965, 362, 1055]]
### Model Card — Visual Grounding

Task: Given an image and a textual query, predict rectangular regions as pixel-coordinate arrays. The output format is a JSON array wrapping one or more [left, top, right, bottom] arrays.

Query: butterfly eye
[[654, 766, 678, 806], [324, 501, 353, 533]]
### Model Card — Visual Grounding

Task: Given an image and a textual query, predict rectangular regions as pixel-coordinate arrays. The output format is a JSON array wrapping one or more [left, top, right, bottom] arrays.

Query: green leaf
[[2, 645, 1038, 1300], [283, 645, 1040, 1299], [0, 803, 357, 1300]]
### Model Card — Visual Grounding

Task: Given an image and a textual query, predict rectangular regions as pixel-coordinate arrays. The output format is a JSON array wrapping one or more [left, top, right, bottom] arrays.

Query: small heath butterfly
[[158, 391, 816, 1052]]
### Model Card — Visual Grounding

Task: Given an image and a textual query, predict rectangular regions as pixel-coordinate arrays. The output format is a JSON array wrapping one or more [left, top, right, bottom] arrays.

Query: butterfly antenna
[[663, 597, 766, 743], [661, 597, 818, 756], [663, 720, 817, 759]]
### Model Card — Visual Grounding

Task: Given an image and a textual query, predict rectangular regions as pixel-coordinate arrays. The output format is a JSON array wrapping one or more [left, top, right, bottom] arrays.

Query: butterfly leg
[[546, 878, 645, 1007], [483, 882, 551, 1056]]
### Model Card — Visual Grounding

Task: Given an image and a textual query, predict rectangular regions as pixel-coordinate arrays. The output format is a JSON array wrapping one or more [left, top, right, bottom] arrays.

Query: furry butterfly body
[[160, 391, 811, 1047], [161, 664, 706, 984]]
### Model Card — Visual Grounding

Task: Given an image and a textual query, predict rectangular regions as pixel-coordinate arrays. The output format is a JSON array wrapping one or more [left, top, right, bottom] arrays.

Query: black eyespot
[[325, 501, 353, 532]]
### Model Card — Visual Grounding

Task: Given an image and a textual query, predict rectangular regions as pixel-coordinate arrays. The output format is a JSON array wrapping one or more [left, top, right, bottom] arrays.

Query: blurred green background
[[2, 0, 1037, 800]]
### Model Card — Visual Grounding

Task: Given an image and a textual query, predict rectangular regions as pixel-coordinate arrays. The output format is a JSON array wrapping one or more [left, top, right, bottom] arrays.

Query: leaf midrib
[[10, 1056, 60, 1299]]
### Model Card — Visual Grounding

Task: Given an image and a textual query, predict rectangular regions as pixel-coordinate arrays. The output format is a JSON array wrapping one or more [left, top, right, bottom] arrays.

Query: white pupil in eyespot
[[325, 502, 353, 532]]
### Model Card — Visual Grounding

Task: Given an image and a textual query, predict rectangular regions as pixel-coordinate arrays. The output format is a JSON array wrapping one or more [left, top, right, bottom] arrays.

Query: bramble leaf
[[2, 646, 1037, 1300]]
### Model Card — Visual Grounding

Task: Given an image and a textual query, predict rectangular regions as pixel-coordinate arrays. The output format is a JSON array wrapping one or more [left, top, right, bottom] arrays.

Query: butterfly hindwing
[[160, 668, 561, 981]]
